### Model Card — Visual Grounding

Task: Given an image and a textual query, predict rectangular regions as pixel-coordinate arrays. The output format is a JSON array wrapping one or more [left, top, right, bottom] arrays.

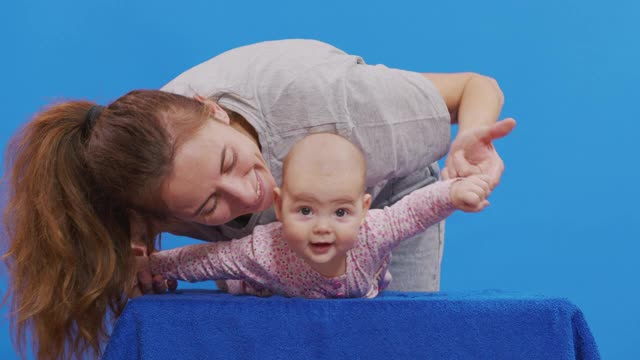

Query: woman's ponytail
[[3, 101, 134, 360], [3, 90, 210, 360]]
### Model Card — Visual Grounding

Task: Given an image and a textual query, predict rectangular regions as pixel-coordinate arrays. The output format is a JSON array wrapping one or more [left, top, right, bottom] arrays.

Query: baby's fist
[[450, 175, 491, 212]]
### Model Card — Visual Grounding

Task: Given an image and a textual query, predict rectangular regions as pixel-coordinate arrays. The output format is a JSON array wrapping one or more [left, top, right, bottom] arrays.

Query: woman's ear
[[193, 95, 230, 124], [273, 187, 283, 221]]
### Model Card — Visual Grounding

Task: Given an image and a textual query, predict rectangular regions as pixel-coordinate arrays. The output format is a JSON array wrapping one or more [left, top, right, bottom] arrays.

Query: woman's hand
[[127, 246, 178, 298], [129, 247, 151, 298], [423, 73, 514, 188], [127, 211, 178, 298], [450, 175, 492, 212], [443, 118, 516, 189]]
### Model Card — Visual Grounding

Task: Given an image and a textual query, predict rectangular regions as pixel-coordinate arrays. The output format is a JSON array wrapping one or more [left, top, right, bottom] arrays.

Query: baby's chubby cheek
[[336, 234, 359, 252], [282, 226, 307, 249]]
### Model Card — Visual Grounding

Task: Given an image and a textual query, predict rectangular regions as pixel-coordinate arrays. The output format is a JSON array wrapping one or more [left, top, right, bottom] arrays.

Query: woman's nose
[[219, 172, 256, 208]]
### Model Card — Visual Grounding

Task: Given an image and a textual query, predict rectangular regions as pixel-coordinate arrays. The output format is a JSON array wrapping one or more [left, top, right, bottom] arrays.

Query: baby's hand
[[450, 175, 492, 212]]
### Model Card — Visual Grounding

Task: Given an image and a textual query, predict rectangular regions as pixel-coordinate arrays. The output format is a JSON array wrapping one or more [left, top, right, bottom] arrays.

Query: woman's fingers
[[131, 246, 174, 296], [137, 269, 153, 294], [450, 150, 482, 178], [128, 287, 142, 299], [152, 274, 168, 293], [478, 118, 516, 144], [126, 276, 143, 299], [167, 279, 178, 291]]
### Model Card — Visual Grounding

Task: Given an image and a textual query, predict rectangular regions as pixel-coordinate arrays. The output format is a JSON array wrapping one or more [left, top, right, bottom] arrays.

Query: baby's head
[[273, 133, 371, 277]]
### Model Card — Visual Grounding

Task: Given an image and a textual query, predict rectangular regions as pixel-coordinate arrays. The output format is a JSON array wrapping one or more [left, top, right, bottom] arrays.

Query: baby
[[144, 133, 491, 298]]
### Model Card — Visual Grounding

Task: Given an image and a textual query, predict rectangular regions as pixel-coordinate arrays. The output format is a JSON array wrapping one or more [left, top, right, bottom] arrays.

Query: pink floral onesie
[[150, 180, 456, 299]]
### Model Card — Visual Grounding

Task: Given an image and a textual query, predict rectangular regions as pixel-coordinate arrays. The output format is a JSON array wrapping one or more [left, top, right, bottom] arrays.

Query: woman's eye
[[299, 207, 312, 216], [201, 194, 218, 217], [202, 207, 215, 216], [224, 149, 237, 173], [335, 209, 348, 217]]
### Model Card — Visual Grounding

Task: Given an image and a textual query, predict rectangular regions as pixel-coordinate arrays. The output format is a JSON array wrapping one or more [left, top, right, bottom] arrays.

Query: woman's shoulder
[[229, 38, 343, 54], [161, 39, 351, 103]]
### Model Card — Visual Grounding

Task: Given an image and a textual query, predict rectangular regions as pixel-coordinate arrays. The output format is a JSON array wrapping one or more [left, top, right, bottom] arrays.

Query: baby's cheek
[[283, 225, 308, 246], [336, 228, 359, 250]]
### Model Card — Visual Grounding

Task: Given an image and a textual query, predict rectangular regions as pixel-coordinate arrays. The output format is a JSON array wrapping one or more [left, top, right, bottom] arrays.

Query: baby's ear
[[273, 187, 283, 221], [361, 193, 372, 225], [362, 193, 372, 211]]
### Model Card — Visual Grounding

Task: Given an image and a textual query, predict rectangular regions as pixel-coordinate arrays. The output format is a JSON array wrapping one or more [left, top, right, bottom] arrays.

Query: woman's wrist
[[456, 74, 503, 133]]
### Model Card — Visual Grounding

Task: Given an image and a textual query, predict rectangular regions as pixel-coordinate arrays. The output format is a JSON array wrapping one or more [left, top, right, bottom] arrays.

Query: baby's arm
[[148, 236, 253, 282], [366, 175, 490, 254]]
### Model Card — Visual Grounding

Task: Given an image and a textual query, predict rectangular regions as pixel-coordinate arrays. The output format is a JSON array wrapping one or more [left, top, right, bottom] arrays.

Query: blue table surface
[[103, 290, 600, 360]]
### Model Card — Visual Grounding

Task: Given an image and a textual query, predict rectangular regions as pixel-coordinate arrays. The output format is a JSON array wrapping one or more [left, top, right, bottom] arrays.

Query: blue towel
[[103, 290, 600, 360]]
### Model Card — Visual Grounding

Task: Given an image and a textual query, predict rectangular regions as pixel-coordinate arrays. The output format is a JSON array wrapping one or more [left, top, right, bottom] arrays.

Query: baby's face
[[276, 165, 370, 276]]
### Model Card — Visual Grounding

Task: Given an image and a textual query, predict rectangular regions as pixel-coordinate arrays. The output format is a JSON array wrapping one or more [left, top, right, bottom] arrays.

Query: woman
[[2, 39, 514, 360]]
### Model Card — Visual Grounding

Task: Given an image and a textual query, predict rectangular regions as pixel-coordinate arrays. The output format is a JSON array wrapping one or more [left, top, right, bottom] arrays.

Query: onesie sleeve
[[149, 235, 254, 282], [364, 179, 457, 258]]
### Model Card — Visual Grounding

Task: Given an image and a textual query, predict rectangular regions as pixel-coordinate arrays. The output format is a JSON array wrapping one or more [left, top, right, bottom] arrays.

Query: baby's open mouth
[[310, 243, 333, 253]]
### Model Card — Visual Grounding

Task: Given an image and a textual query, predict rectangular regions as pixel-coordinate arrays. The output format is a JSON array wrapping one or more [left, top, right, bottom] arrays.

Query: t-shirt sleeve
[[265, 54, 451, 187], [149, 236, 253, 282], [364, 180, 457, 259]]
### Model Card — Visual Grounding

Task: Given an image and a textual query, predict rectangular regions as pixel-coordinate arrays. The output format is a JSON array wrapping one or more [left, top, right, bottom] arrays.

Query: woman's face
[[161, 118, 276, 226]]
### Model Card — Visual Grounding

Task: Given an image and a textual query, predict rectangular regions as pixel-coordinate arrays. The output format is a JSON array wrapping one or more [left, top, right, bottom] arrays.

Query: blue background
[[1, 0, 638, 359]]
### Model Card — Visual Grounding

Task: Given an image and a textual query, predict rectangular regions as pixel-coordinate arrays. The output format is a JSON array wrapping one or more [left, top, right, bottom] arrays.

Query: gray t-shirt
[[161, 39, 450, 240]]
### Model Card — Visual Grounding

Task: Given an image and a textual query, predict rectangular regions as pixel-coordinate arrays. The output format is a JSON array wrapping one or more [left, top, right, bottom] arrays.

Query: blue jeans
[[370, 162, 444, 292]]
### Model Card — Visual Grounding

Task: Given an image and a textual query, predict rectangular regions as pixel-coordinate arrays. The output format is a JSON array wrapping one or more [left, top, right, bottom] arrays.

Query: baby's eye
[[335, 209, 348, 217], [299, 207, 312, 216]]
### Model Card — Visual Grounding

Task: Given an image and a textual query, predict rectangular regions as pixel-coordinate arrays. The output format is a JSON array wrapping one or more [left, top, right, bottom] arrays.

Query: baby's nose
[[312, 218, 332, 235]]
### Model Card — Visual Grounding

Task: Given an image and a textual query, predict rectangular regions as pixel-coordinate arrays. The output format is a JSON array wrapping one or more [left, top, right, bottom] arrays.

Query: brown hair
[[2, 90, 209, 359]]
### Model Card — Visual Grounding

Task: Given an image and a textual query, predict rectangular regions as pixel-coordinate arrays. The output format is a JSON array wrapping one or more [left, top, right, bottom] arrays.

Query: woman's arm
[[422, 72, 504, 131], [423, 72, 516, 189]]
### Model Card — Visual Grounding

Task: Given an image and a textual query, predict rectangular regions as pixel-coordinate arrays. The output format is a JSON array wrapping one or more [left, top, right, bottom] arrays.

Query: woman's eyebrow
[[193, 145, 226, 217]]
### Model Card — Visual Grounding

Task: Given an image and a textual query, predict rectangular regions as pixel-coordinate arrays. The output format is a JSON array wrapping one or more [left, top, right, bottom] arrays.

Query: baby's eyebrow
[[291, 192, 357, 205], [332, 200, 356, 206], [290, 192, 321, 203]]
